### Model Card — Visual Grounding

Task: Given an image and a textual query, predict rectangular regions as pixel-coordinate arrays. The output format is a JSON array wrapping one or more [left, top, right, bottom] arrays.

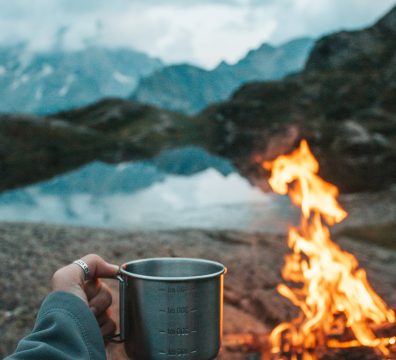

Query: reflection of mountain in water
[[0, 147, 295, 231], [29, 146, 235, 196]]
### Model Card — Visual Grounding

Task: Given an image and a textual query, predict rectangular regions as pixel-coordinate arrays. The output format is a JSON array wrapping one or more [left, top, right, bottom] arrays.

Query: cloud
[[0, 0, 395, 68]]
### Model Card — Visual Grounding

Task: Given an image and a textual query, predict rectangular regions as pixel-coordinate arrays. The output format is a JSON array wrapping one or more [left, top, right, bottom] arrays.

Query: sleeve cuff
[[38, 291, 105, 356]]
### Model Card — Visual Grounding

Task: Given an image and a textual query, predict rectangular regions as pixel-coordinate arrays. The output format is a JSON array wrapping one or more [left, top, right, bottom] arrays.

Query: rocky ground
[[0, 215, 395, 359]]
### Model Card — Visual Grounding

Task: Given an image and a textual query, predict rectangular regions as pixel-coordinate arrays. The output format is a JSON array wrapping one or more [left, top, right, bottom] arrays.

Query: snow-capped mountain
[[0, 43, 163, 114]]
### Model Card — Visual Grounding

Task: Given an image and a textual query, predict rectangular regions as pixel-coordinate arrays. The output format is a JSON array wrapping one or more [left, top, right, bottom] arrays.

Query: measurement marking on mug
[[165, 348, 190, 356], [166, 306, 190, 314], [159, 349, 198, 356], [158, 307, 193, 314], [159, 328, 197, 335], [166, 327, 192, 335], [162, 286, 196, 294]]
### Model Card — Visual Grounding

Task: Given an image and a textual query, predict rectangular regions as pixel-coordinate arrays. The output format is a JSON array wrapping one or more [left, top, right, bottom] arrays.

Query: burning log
[[223, 333, 270, 353], [223, 326, 396, 359]]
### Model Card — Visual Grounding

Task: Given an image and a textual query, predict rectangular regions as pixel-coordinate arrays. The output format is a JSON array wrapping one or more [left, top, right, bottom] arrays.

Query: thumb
[[81, 254, 120, 280]]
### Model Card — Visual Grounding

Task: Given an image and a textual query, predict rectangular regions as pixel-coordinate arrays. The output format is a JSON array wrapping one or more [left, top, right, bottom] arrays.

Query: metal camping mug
[[110, 257, 227, 360]]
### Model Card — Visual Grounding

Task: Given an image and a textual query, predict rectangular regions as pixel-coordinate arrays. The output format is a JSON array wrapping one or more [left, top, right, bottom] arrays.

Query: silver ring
[[73, 259, 90, 280]]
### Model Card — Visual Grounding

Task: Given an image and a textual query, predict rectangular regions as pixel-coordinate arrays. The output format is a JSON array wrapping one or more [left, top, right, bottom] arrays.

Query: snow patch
[[39, 64, 54, 77], [16, 51, 33, 74], [113, 71, 133, 84], [35, 87, 43, 100], [11, 74, 31, 90], [59, 74, 76, 96], [116, 163, 129, 172]]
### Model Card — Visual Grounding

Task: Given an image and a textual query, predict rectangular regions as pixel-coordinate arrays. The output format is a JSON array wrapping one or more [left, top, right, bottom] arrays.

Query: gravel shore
[[0, 221, 395, 359]]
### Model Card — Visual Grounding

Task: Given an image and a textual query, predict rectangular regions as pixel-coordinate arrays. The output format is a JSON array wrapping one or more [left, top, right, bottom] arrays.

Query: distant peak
[[257, 42, 276, 51], [280, 37, 314, 46], [214, 60, 231, 71]]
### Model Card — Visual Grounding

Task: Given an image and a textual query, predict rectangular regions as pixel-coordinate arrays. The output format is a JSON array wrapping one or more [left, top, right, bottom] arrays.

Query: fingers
[[91, 290, 116, 338], [52, 265, 88, 303], [88, 282, 112, 316], [97, 311, 112, 326], [52, 254, 119, 306], [99, 316, 117, 337], [86, 280, 116, 338], [52, 254, 118, 339], [81, 254, 119, 280], [84, 279, 101, 301], [53, 264, 84, 288]]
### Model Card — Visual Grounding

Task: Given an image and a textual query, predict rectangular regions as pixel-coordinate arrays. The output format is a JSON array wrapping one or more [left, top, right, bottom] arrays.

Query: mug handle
[[105, 274, 125, 343]]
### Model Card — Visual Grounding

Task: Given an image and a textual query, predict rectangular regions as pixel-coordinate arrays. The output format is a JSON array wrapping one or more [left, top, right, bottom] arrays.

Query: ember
[[262, 140, 396, 359]]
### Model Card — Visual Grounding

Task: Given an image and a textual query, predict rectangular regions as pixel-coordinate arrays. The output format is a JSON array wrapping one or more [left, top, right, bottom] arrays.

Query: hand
[[52, 254, 119, 337]]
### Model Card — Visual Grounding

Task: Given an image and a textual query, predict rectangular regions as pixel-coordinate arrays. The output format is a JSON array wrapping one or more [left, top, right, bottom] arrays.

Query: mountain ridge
[[131, 37, 314, 114], [0, 44, 163, 114]]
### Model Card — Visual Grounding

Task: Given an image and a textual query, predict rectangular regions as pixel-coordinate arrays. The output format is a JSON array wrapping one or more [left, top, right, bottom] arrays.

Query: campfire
[[257, 140, 396, 359]]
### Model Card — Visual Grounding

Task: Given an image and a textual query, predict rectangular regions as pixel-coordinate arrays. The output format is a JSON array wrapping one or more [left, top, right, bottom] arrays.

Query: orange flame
[[264, 140, 395, 359]]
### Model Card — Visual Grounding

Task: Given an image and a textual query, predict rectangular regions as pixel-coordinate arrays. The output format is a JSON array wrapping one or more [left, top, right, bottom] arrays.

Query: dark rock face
[[197, 6, 396, 193], [305, 6, 396, 73], [131, 38, 314, 114]]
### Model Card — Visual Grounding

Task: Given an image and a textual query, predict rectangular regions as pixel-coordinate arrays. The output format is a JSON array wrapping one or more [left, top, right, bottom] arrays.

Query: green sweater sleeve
[[4, 291, 106, 360]]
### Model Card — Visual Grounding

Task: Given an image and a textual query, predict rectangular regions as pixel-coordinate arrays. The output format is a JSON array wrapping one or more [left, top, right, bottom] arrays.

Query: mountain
[[0, 98, 202, 191], [0, 44, 163, 114], [131, 38, 314, 114], [197, 5, 396, 193], [1, 7, 396, 194]]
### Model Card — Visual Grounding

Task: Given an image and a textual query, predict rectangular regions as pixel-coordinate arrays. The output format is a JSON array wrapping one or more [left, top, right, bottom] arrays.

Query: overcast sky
[[0, 0, 395, 69]]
